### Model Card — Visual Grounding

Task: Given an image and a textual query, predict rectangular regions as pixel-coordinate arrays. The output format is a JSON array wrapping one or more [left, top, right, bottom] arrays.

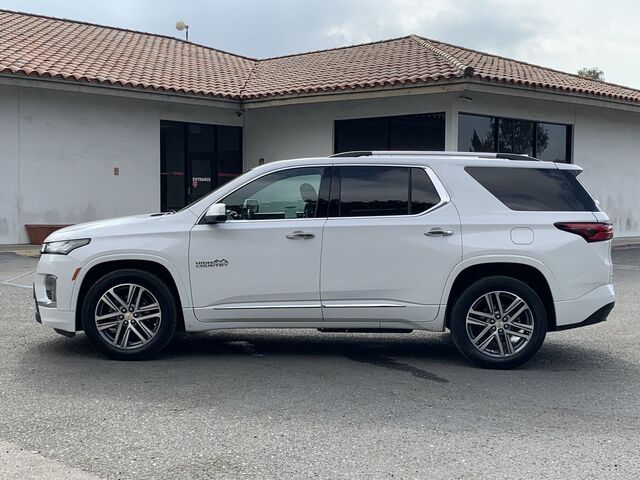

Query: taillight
[[554, 222, 613, 243]]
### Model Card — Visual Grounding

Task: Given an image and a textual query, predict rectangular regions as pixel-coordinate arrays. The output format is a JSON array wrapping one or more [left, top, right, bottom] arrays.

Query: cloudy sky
[[3, 0, 640, 88]]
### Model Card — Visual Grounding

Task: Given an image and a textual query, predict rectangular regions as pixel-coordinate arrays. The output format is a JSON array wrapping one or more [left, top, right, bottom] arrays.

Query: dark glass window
[[160, 121, 242, 211], [498, 118, 534, 156], [458, 114, 572, 162], [411, 168, 441, 214], [334, 166, 441, 217], [338, 166, 409, 217], [223, 167, 326, 220], [458, 114, 496, 152], [389, 114, 446, 150], [537, 123, 571, 163], [217, 126, 243, 187], [334, 113, 445, 153], [160, 122, 186, 212], [466, 167, 598, 211]]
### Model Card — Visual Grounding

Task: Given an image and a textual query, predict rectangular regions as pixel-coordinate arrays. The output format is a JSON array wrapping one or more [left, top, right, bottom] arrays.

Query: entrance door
[[160, 121, 242, 211]]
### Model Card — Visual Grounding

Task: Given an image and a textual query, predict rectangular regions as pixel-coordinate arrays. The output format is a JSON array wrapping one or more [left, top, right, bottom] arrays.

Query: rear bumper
[[554, 283, 615, 330], [556, 302, 614, 331]]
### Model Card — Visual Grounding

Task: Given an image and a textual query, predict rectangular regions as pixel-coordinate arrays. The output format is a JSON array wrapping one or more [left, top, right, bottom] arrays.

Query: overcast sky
[[3, 0, 640, 88]]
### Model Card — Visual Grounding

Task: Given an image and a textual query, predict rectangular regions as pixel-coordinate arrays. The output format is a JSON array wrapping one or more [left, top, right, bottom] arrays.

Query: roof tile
[[1, 10, 639, 105]]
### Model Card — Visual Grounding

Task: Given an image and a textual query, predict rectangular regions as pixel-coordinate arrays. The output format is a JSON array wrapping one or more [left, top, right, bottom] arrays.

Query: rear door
[[320, 165, 462, 326]]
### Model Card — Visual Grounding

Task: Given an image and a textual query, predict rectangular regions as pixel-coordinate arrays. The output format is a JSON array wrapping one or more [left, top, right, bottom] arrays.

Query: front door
[[320, 165, 462, 325], [189, 166, 330, 323]]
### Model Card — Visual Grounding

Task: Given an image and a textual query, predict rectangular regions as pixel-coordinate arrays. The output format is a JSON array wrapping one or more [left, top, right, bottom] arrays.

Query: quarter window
[[466, 167, 598, 212], [335, 166, 441, 217], [222, 167, 326, 220]]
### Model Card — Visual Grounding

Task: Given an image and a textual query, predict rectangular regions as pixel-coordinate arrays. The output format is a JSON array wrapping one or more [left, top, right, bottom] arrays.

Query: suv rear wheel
[[450, 276, 547, 369], [82, 269, 177, 360]]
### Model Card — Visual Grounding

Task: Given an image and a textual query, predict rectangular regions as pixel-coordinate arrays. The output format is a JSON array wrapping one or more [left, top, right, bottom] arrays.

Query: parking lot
[[0, 249, 639, 479]]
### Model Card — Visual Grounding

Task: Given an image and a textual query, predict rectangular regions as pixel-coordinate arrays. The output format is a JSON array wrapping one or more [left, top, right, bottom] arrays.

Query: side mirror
[[204, 203, 227, 224]]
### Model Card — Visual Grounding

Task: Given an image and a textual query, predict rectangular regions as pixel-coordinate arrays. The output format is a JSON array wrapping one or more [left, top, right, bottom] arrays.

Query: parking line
[[1, 270, 35, 290], [613, 264, 640, 270]]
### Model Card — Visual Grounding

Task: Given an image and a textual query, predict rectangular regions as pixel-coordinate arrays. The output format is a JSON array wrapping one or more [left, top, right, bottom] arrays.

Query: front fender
[[71, 252, 192, 312]]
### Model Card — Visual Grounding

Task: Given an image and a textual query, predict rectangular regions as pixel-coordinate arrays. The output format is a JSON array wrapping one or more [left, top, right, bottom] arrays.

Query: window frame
[[199, 165, 332, 224], [328, 164, 450, 220], [458, 112, 573, 163]]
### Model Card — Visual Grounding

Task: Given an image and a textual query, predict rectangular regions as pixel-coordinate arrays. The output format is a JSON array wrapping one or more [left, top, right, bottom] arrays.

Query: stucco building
[[1, 9, 639, 244]]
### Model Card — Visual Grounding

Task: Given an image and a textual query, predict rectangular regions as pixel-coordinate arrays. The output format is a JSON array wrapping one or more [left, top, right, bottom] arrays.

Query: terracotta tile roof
[[241, 36, 464, 98], [1, 10, 639, 105], [0, 10, 255, 98]]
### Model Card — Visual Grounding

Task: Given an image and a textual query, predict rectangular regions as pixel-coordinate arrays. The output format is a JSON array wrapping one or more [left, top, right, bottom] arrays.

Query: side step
[[317, 328, 413, 334]]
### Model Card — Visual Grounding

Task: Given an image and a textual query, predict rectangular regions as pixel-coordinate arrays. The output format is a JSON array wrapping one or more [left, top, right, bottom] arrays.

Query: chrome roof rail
[[330, 151, 541, 161]]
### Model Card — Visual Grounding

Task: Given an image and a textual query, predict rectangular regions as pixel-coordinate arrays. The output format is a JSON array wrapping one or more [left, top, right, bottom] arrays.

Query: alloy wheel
[[465, 291, 534, 358], [94, 283, 162, 349]]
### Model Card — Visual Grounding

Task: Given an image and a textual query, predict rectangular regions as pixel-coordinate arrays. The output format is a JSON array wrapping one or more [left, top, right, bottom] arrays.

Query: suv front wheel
[[82, 269, 178, 360], [450, 276, 547, 369]]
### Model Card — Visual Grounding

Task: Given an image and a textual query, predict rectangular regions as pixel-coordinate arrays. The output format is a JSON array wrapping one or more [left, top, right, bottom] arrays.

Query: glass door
[[161, 121, 242, 211]]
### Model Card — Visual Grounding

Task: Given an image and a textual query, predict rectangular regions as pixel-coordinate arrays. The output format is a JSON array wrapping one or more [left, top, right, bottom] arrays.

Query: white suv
[[34, 151, 615, 368]]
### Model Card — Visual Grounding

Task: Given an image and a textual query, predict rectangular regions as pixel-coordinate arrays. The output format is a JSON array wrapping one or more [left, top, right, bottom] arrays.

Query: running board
[[317, 328, 413, 334]]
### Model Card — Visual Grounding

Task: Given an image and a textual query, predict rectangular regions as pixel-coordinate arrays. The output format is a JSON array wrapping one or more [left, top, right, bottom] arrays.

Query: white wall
[[0, 84, 241, 244], [0, 85, 20, 243], [245, 91, 640, 237], [243, 92, 458, 168]]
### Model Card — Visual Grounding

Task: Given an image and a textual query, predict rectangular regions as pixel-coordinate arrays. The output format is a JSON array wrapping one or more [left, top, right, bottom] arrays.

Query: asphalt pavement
[[0, 249, 639, 479]]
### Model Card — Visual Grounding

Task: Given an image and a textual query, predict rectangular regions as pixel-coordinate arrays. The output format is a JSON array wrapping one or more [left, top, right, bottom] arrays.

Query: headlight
[[41, 239, 91, 255]]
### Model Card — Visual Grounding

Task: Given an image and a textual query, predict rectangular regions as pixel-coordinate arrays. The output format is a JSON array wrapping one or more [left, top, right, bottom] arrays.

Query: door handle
[[425, 228, 454, 237], [286, 231, 315, 240]]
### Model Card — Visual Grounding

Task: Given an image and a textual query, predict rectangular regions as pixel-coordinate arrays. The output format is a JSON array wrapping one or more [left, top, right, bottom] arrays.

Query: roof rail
[[329, 150, 541, 161]]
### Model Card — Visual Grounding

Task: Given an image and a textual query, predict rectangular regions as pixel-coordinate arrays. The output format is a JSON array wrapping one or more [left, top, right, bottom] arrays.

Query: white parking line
[[1, 270, 35, 290], [613, 264, 640, 271]]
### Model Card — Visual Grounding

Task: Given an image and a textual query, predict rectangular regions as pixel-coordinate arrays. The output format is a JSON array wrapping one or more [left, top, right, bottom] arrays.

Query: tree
[[577, 67, 605, 81]]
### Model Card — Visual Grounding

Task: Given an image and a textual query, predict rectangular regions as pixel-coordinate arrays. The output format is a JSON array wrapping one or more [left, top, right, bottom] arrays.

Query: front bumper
[[34, 254, 81, 333], [35, 304, 76, 333], [554, 283, 615, 330]]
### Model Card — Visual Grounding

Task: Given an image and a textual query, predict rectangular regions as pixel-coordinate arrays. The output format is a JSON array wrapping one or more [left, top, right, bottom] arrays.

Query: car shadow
[[21, 328, 633, 377]]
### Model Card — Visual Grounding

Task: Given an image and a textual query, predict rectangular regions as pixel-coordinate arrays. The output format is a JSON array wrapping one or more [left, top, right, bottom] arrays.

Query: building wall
[[0, 84, 240, 244], [1, 83, 639, 244], [245, 90, 640, 237], [243, 92, 458, 168]]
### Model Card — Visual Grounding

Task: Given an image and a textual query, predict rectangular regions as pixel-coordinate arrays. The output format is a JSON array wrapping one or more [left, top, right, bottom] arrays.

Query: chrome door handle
[[286, 231, 315, 240], [425, 228, 454, 237]]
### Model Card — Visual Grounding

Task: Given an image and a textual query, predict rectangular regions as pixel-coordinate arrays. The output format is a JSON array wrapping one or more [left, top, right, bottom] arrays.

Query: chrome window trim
[[195, 162, 451, 224]]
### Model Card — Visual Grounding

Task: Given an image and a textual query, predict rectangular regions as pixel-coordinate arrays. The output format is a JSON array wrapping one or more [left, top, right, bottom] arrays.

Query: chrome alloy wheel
[[465, 291, 534, 358], [94, 283, 162, 349]]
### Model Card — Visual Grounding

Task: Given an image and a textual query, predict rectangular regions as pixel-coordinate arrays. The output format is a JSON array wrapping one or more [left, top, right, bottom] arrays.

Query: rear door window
[[465, 166, 598, 211], [333, 166, 441, 217]]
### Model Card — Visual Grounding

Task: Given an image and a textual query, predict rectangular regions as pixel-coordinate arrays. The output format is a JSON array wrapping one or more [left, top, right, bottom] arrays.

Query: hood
[[43, 213, 179, 243]]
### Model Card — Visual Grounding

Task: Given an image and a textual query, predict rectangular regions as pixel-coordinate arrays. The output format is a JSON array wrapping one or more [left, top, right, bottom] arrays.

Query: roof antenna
[[175, 21, 189, 42]]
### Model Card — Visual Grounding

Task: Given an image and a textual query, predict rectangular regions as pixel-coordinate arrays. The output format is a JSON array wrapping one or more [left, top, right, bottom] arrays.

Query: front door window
[[222, 167, 326, 220]]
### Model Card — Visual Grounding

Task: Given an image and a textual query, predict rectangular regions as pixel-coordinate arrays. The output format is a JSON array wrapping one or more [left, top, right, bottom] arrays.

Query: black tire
[[450, 276, 547, 369], [82, 269, 177, 360]]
